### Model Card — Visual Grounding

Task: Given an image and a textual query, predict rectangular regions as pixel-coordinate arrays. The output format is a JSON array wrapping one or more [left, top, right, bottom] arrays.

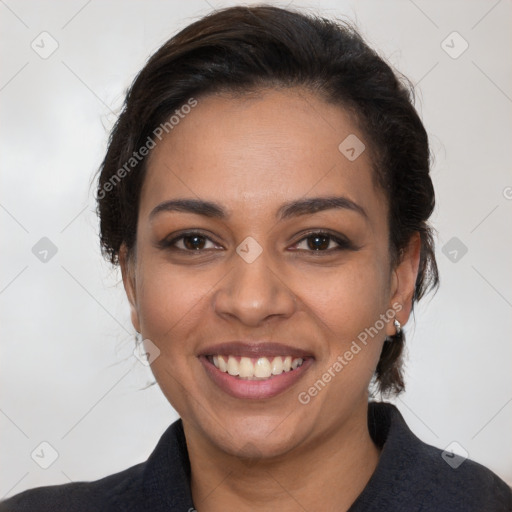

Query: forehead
[[140, 88, 385, 222]]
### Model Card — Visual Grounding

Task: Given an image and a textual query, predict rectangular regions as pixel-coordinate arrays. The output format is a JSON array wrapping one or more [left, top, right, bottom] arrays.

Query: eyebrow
[[277, 196, 368, 221], [150, 199, 225, 220], [149, 196, 368, 221]]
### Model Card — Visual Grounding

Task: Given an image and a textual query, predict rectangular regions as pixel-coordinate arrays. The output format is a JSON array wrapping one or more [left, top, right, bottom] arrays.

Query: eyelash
[[291, 231, 354, 252], [158, 230, 355, 254]]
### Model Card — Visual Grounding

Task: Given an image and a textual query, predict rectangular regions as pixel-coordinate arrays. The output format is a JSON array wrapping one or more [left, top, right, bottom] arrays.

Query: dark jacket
[[1, 402, 511, 511]]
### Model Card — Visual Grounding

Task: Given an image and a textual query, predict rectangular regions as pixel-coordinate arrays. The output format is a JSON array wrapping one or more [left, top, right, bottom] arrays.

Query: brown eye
[[306, 234, 330, 250], [293, 232, 350, 252], [158, 231, 222, 252], [182, 234, 207, 250]]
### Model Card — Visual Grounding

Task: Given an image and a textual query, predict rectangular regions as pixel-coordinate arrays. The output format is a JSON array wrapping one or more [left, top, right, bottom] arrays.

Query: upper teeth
[[212, 355, 304, 379]]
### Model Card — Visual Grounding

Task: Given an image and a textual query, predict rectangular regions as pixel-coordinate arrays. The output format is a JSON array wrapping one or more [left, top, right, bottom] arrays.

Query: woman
[[2, 5, 510, 511]]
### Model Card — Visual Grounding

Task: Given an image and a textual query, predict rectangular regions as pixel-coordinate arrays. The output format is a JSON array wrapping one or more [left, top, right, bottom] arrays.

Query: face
[[121, 88, 419, 460]]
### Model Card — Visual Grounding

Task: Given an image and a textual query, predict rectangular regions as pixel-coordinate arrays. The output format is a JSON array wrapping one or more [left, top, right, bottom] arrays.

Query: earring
[[385, 319, 402, 342]]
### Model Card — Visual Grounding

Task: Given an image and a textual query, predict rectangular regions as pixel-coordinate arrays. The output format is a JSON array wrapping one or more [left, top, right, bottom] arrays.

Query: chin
[[211, 412, 308, 460]]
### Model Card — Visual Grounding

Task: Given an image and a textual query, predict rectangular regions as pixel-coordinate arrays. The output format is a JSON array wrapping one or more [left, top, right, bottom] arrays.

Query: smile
[[208, 355, 304, 379], [200, 352, 313, 400]]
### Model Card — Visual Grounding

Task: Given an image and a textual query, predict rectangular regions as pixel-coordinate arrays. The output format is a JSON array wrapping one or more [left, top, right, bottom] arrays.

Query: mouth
[[208, 354, 305, 379], [198, 342, 314, 400]]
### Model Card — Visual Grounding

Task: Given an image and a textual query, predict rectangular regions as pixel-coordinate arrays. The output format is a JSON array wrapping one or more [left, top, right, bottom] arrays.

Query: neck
[[185, 400, 380, 512]]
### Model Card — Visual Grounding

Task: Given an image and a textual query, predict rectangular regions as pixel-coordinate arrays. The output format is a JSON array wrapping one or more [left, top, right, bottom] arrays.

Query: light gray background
[[1, 0, 511, 497]]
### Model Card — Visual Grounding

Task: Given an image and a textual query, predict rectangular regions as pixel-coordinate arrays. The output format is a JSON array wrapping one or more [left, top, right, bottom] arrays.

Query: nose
[[212, 248, 297, 328]]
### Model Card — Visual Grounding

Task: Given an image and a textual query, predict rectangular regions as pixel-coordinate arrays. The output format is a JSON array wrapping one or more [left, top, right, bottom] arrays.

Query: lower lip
[[199, 356, 313, 400]]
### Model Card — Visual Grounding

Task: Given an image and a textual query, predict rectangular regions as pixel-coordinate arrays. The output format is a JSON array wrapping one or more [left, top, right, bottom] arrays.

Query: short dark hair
[[96, 4, 439, 396]]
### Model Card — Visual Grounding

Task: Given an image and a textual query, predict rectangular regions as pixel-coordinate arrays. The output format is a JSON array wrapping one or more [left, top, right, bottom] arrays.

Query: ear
[[119, 243, 141, 333], [386, 232, 421, 337]]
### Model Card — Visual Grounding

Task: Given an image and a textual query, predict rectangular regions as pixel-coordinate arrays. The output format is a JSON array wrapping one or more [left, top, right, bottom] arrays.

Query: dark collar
[[138, 401, 407, 510], [137, 402, 511, 511], [140, 416, 194, 510]]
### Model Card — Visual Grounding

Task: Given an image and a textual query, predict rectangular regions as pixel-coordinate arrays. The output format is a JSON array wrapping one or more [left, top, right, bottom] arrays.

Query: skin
[[120, 88, 421, 511]]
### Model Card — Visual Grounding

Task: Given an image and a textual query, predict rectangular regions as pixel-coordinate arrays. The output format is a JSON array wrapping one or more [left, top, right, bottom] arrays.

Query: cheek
[[133, 257, 217, 415], [295, 257, 390, 387], [134, 257, 216, 352], [294, 256, 390, 335]]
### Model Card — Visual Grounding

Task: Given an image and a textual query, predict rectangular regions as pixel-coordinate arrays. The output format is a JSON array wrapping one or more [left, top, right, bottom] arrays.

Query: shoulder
[[362, 402, 512, 511], [410, 437, 512, 510], [0, 462, 145, 512], [0, 419, 192, 512]]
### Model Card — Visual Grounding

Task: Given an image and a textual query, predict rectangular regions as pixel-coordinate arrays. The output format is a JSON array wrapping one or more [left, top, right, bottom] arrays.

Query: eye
[[159, 231, 222, 251], [291, 231, 352, 252]]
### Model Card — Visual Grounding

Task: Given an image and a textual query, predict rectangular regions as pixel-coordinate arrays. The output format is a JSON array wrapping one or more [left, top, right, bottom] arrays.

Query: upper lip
[[198, 342, 314, 359]]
